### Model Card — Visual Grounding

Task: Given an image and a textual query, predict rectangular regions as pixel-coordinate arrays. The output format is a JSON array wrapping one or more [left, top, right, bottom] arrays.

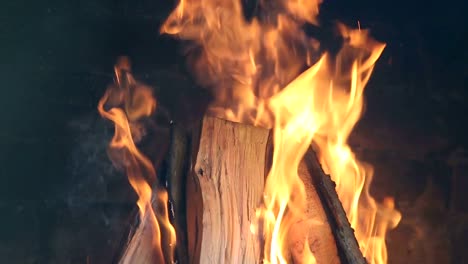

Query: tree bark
[[167, 123, 191, 263], [304, 147, 367, 264]]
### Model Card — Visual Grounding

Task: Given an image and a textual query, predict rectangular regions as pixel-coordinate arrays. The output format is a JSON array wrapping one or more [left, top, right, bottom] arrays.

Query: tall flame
[[162, 0, 401, 263], [98, 58, 176, 263]]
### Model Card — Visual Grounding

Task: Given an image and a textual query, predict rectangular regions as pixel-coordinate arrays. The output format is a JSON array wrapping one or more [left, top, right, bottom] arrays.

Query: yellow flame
[[98, 58, 176, 263], [162, 1, 401, 263]]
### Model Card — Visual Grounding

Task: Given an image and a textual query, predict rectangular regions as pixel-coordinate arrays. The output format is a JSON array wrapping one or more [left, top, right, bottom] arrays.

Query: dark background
[[1, 0, 467, 263]]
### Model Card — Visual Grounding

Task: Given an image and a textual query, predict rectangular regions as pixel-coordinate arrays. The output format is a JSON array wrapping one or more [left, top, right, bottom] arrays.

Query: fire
[[163, 0, 401, 263], [97, 57, 176, 263]]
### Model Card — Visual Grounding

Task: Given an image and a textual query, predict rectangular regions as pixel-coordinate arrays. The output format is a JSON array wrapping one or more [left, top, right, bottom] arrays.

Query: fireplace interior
[[1, 0, 467, 263]]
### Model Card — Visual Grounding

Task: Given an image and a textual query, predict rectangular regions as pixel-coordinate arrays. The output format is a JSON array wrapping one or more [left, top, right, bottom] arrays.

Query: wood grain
[[287, 160, 341, 264], [119, 207, 164, 264], [188, 116, 270, 264]]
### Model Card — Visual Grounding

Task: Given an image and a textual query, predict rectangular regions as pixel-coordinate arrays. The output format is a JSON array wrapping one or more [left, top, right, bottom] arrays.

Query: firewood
[[118, 205, 165, 264], [167, 123, 191, 263], [115, 116, 365, 264], [187, 116, 269, 264], [304, 147, 367, 264], [114, 123, 190, 264], [287, 159, 341, 264]]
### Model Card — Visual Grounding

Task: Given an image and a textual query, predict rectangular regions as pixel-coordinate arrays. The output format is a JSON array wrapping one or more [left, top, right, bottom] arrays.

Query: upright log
[[167, 124, 191, 263], [187, 116, 269, 264]]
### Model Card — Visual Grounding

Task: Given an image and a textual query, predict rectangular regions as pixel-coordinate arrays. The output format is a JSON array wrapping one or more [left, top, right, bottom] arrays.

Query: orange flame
[[97, 57, 176, 263], [162, 1, 401, 263]]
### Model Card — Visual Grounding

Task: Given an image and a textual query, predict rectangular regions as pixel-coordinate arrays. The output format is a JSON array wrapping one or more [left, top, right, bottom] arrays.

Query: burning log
[[304, 148, 366, 264], [186, 116, 364, 264], [113, 0, 402, 263], [114, 117, 366, 264], [118, 203, 163, 264], [286, 160, 341, 263], [114, 124, 190, 264]]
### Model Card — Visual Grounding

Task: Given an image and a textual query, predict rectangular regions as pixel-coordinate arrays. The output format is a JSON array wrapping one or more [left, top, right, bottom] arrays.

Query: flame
[[98, 57, 176, 263], [310, 26, 402, 264], [162, 0, 401, 263]]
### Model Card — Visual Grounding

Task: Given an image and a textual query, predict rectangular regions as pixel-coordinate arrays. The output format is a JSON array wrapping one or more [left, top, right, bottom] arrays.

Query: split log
[[118, 205, 163, 264], [187, 116, 359, 264], [287, 160, 340, 264], [187, 116, 269, 264], [116, 187, 175, 264]]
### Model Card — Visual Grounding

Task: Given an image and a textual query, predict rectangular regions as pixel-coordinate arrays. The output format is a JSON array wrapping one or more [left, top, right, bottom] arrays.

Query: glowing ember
[[98, 57, 176, 263], [162, 0, 401, 263]]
